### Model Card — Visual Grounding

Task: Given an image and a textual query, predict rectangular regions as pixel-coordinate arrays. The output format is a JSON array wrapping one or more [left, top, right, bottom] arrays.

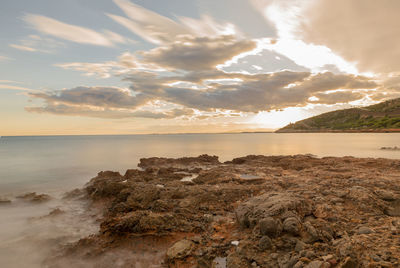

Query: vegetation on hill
[[277, 98, 400, 132]]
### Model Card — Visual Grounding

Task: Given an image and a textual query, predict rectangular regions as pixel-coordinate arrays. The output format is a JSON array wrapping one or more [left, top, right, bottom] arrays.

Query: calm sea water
[[1, 133, 400, 195], [0, 133, 400, 267]]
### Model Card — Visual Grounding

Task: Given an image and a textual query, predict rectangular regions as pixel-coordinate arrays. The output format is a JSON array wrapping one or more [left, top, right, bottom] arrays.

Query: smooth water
[[0, 133, 399, 267], [1, 133, 400, 195]]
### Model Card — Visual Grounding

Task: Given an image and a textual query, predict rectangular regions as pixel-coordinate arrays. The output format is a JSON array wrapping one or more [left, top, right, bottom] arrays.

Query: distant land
[[277, 98, 400, 133]]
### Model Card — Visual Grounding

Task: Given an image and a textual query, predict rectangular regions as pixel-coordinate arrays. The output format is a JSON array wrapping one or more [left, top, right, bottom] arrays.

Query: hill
[[277, 98, 400, 132]]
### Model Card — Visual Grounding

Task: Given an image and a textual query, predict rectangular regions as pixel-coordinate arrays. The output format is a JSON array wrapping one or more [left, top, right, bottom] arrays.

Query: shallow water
[[0, 133, 400, 267]]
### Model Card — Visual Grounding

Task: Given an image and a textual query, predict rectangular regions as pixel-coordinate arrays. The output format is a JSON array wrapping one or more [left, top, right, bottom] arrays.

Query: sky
[[1, 0, 399, 135]]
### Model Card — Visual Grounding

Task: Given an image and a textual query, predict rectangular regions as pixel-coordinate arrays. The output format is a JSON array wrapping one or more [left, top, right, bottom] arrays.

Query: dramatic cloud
[[28, 70, 378, 119], [24, 14, 131, 47], [22, 0, 394, 127], [299, 0, 400, 74]]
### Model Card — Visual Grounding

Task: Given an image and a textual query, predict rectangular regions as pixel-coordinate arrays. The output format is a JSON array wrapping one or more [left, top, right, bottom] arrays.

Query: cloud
[[140, 35, 257, 71], [108, 0, 239, 45], [29, 86, 150, 109], [26, 86, 195, 119], [9, 44, 37, 52], [0, 80, 36, 91], [26, 103, 193, 119], [0, 56, 13, 61], [0, 84, 33, 91], [250, 0, 358, 74], [298, 0, 400, 75], [28, 70, 378, 119], [24, 14, 130, 47]]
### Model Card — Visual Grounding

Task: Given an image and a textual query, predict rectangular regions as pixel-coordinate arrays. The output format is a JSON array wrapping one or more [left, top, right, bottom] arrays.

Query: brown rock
[[166, 239, 194, 260]]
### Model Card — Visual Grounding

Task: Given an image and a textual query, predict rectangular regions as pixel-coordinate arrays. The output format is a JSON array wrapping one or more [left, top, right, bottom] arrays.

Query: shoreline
[[276, 129, 400, 133], [43, 154, 400, 267]]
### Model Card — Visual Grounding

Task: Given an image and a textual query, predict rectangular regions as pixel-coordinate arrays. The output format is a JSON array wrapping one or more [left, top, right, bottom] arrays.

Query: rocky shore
[[47, 155, 400, 267]]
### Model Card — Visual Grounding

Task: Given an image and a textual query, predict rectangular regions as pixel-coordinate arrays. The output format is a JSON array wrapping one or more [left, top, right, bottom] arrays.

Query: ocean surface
[[1, 133, 400, 267], [1, 133, 400, 195]]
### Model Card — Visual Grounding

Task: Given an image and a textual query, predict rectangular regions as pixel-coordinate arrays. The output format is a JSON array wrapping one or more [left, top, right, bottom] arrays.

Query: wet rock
[[63, 188, 84, 199], [259, 217, 282, 237], [258, 236, 272, 250], [48, 208, 65, 216], [166, 239, 194, 260], [0, 197, 11, 205], [17, 192, 51, 203]]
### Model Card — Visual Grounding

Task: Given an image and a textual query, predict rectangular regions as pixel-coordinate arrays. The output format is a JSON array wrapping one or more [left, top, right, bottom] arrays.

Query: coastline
[[41, 154, 400, 267], [276, 129, 400, 133]]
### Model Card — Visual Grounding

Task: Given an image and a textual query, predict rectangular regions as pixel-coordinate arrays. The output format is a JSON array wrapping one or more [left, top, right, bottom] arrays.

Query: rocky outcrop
[[47, 154, 400, 267], [16, 192, 52, 203]]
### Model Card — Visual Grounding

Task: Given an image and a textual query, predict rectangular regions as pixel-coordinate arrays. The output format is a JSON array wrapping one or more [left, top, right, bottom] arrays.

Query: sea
[[0, 133, 399, 267]]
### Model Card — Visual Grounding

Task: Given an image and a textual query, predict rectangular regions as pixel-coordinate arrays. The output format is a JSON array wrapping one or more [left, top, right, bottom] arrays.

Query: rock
[[305, 260, 329, 268], [384, 200, 400, 216], [166, 239, 194, 260], [283, 217, 301, 235], [357, 226, 373, 234], [259, 217, 282, 237], [235, 192, 312, 229], [348, 186, 373, 202], [226, 252, 248, 268], [17, 192, 51, 203], [258, 236, 272, 250], [322, 255, 334, 262], [340, 257, 357, 268], [313, 204, 331, 219], [62, 188, 84, 199], [48, 208, 65, 216], [231, 240, 239, 246], [293, 261, 304, 268], [0, 197, 11, 205], [374, 189, 398, 201], [295, 240, 307, 252], [302, 222, 319, 243]]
